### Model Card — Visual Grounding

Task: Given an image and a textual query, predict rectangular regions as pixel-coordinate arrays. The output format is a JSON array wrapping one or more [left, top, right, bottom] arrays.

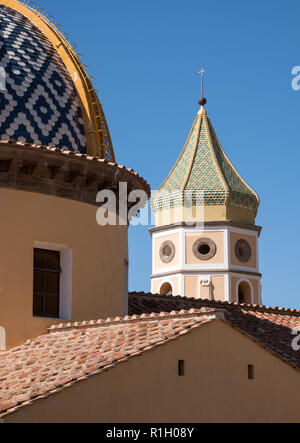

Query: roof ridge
[[129, 291, 300, 316], [202, 110, 230, 204], [157, 109, 200, 192], [207, 117, 260, 209], [48, 307, 224, 332], [180, 108, 203, 191]]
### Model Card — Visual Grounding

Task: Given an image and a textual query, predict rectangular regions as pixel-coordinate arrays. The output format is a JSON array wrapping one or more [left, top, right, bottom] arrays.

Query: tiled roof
[[1, 0, 115, 161], [0, 308, 222, 418], [1, 293, 299, 419], [129, 292, 300, 371], [151, 106, 259, 212]]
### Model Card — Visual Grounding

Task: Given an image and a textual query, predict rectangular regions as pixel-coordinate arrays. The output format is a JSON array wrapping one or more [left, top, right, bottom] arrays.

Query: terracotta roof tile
[[129, 292, 300, 371], [0, 139, 151, 196], [1, 294, 299, 418], [0, 308, 221, 418]]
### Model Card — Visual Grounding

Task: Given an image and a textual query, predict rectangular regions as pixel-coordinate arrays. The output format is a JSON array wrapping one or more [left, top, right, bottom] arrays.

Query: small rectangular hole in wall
[[248, 365, 254, 380], [178, 360, 185, 376]]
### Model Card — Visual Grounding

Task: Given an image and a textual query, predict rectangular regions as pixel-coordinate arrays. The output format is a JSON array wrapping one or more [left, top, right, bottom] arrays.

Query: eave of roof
[[0, 139, 151, 206]]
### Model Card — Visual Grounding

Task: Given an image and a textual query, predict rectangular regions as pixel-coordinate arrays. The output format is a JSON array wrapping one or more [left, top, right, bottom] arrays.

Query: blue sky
[[44, 0, 300, 308]]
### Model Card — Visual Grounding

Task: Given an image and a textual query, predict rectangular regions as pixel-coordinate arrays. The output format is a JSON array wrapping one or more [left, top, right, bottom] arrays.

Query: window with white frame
[[33, 242, 72, 320], [33, 248, 61, 318]]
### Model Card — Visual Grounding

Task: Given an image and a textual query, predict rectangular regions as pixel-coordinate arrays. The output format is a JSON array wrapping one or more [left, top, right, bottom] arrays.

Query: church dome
[[0, 1, 115, 160]]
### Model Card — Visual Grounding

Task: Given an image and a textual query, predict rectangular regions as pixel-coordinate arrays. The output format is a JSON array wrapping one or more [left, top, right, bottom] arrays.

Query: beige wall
[[184, 275, 225, 301], [0, 188, 128, 349], [211, 275, 225, 301], [184, 275, 198, 299], [230, 232, 257, 268], [4, 320, 300, 423], [154, 233, 180, 270], [185, 231, 224, 265], [154, 205, 256, 227]]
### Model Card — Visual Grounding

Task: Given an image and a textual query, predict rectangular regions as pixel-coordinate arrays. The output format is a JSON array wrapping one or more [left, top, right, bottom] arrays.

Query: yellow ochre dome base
[[154, 205, 257, 227]]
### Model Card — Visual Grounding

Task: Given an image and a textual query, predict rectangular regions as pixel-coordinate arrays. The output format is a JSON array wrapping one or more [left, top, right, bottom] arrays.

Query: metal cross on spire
[[196, 64, 208, 98]]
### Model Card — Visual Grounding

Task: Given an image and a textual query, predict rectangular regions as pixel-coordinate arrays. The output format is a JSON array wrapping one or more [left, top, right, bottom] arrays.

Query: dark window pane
[[34, 271, 44, 294], [45, 295, 59, 318], [46, 272, 59, 295], [34, 249, 45, 269], [33, 294, 44, 317], [33, 249, 61, 318], [45, 251, 61, 271]]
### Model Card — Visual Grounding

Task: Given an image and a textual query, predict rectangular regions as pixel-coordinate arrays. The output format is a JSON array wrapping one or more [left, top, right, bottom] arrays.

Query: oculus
[[159, 241, 175, 264], [235, 239, 252, 263], [193, 238, 216, 261]]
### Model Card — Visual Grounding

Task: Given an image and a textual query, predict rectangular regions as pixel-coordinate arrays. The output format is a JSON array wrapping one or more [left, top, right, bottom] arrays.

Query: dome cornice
[[1, 0, 115, 160], [0, 139, 150, 209]]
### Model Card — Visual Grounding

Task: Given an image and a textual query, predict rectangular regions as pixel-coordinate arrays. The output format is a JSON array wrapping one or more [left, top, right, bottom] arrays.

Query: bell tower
[[150, 90, 262, 305]]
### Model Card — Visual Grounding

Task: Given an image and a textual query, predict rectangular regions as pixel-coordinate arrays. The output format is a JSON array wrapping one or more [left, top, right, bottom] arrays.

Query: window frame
[[33, 248, 61, 319], [33, 241, 73, 321]]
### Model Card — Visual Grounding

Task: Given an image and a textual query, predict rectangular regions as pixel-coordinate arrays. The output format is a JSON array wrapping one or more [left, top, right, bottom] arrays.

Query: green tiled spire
[[152, 106, 259, 217]]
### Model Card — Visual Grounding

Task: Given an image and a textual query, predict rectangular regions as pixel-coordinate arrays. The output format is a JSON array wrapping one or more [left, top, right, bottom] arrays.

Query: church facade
[[0, 0, 299, 424]]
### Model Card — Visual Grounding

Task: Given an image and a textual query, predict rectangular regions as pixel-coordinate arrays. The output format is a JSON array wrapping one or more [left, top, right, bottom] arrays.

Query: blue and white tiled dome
[[0, 5, 87, 153]]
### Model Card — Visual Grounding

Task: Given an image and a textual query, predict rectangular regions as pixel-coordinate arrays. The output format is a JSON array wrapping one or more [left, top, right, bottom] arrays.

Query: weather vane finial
[[196, 64, 208, 106]]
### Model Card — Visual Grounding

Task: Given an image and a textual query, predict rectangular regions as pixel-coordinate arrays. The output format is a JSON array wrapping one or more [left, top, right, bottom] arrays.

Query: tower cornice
[[149, 221, 262, 236]]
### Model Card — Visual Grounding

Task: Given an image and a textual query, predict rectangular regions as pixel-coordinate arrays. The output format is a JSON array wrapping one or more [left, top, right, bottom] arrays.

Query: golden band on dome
[[1, 0, 115, 161]]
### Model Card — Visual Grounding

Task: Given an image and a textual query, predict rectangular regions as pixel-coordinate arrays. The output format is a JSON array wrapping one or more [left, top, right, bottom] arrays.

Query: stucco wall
[[185, 231, 225, 265], [184, 275, 198, 299], [211, 275, 225, 301], [230, 231, 257, 268], [4, 320, 300, 423], [184, 275, 225, 300], [154, 232, 180, 270], [0, 188, 128, 349]]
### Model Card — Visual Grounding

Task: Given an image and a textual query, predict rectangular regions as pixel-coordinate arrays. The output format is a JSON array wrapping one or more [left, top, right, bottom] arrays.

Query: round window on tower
[[159, 241, 175, 264], [235, 239, 252, 263], [193, 238, 217, 261]]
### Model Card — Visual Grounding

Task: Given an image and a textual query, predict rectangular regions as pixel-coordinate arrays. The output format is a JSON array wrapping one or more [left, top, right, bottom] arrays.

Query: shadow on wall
[[0, 326, 6, 351]]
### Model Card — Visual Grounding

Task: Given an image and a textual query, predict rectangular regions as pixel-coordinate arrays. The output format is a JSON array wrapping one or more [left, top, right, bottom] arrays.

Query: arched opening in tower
[[238, 281, 252, 305], [159, 282, 173, 296]]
